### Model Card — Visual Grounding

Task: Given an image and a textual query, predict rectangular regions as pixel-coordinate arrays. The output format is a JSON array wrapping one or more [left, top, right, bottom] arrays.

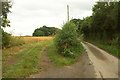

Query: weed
[[46, 41, 83, 67]]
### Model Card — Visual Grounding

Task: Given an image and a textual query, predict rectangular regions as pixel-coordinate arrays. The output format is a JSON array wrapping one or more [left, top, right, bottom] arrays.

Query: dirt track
[[29, 48, 97, 78], [29, 42, 119, 78]]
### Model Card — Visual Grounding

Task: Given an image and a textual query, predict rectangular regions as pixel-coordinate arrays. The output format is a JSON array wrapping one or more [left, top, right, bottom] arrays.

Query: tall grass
[[87, 40, 120, 57], [47, 40, 83, 67], [3, 40, 52, 78], [2, 30, 25, 48], [9, 36, 25, 47]]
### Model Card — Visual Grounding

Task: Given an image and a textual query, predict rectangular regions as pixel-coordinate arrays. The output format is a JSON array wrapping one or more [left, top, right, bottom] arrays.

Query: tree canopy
[[71, 2, 119, 47], [70, 19, 83, 34], [33, 26, 60, 36]]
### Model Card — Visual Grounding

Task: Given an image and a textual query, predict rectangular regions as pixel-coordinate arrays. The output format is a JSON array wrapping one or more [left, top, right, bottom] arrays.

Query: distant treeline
[[33, 26, 60, 36], [70, 2, 120, 47]]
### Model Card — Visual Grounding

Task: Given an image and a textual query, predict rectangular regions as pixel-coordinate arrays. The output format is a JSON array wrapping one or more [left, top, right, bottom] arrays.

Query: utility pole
[[67, 5, 69, 22]]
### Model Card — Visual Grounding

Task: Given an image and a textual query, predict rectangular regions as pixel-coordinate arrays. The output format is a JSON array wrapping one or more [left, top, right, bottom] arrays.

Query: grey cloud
[[5, 0, 97, 36]]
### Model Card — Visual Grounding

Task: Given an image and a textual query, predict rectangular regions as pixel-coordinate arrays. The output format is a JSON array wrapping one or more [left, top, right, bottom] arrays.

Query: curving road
[[81, 42, 119, 78]]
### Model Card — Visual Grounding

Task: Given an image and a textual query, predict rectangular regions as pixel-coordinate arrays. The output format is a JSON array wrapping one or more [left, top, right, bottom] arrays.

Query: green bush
[[111, 34, 120, 48], [9, 37, 25, 47], [2, 29, 25, 48], [2, 29, 11, 48], [54, 22, 81, 57], [63, 48, 75, 58], [118, 36, 120, 48]]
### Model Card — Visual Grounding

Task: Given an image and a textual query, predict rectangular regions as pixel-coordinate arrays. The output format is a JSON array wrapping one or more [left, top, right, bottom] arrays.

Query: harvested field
[[23, 37, 54, 43]]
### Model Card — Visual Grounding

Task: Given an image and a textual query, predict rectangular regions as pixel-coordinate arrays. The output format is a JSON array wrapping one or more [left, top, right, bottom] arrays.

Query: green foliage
[[76, 2, 120, 47], [118, 2, 120, 48], [3, 40, 51, 77], [80, 16, 92, 39], [1, 28, 25, 48], [70, 19, 83, 34], [2, 29, 11, 48], [33, 25, 60, 36], [1, 1, 12, 27], [118, 37, 120, 48], [90, 2, 119, 41], [63, 48, 75, 58], [54, 22, 81, 57], [87, 40, 120, 57], [70, 2, 120, 56], [33, 30, 45, 36], [47, 41, 78, 67], [0, 1, 17, 49], [9, 37, 25, 47]]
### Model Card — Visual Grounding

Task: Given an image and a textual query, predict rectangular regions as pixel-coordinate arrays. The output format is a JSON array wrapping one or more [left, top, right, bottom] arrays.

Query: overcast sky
[[4, 0, 98, 36]]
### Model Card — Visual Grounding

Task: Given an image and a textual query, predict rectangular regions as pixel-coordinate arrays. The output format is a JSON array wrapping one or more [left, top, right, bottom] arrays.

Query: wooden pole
[[67, 5, 69, 22]]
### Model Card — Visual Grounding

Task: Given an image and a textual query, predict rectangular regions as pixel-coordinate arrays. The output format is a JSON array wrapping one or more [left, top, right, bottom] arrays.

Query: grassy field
[[2, 37, 53, 78], [3, 37, 53, 60], [2, 36, 83, 78]]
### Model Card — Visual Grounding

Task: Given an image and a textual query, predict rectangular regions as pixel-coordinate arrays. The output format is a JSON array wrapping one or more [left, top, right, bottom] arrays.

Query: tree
[[33, 29, 45, 36], [80, 16, 92, 39], [1, 0, 12, 27], [33, 26, 60, 36], [118, 1, 120, 47], [78, 2, 119, 45], [0, 0, 12, 48], [68, 2, 119, 47], [70, 19, 83, 34]]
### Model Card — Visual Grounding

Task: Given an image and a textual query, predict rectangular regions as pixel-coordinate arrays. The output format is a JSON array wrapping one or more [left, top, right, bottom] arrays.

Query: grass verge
[[46, 40, 83, 67], [87, 40, 120, 57], [2, 40, 52, 78], [2, 41, 38, 60]]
